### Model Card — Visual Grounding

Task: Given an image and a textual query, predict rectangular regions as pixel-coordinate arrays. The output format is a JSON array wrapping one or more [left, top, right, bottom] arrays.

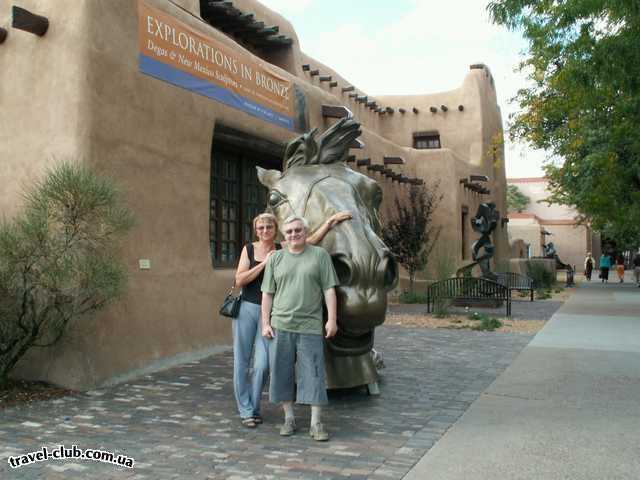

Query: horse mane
[[284, 118, 362, 170]]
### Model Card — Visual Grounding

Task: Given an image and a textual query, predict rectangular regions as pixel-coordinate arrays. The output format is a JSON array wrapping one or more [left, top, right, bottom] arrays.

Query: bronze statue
[[457, 202, 500, 279], [257, 118, 398, 391]]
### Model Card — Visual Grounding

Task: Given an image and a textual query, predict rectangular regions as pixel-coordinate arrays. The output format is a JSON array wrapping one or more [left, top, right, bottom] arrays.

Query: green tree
[[488, 0, 640, 245], [383, 183, 442, 293], [0, 162, 135, 387], [506, 184, 530, 213]]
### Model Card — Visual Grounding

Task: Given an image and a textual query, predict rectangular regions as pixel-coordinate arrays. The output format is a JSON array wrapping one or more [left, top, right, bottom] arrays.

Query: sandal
[[241, 417, 257, 428], [252, 415, 263, 425]]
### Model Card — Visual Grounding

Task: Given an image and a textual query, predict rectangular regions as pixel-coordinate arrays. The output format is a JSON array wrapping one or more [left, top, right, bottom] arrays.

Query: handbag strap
[[227, 281, 237, 296]]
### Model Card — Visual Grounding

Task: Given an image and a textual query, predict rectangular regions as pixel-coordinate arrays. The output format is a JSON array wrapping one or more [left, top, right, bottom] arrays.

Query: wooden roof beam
[[12, 6, 49, 36], [383, 156, 405, 165], [350, 139, 365, 149], [470, 174, 489, 182], [322, 105, 352, 119]]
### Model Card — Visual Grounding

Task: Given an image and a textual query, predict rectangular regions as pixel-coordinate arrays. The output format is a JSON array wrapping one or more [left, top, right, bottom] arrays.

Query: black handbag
[[219, 283, 241, 318]]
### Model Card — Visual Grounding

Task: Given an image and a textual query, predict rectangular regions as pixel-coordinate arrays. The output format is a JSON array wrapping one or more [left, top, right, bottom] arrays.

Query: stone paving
[[1, 326, 533, 480]]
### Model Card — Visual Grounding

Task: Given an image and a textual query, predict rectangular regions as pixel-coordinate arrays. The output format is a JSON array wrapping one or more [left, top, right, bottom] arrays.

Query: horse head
[[257, 118, 398, 355]]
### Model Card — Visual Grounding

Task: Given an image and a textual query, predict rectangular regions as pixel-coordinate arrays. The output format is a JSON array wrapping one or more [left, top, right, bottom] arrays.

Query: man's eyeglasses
[[284, 227, 304, 235], [256, 225, 274, 231]]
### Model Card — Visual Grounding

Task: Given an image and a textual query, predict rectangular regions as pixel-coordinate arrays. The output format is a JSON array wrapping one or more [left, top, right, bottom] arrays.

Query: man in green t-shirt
[[261, 215, 338, 441]]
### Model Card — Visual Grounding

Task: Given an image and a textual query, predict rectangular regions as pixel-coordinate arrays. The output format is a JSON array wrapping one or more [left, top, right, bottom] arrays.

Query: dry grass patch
[[387, 314, 546, 334]]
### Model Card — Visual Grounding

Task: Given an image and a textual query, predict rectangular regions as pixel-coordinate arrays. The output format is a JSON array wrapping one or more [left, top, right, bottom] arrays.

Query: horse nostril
[[332, 254, 354, 286], [381, 255, 398, 289]]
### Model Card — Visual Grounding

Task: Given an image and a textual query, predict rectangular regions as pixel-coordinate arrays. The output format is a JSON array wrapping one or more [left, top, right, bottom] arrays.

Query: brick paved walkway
[[2, 326, 532, 480]]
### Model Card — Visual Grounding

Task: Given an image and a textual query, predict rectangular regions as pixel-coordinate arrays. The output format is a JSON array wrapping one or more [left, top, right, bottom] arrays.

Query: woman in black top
[[232, 211, 350, 427]]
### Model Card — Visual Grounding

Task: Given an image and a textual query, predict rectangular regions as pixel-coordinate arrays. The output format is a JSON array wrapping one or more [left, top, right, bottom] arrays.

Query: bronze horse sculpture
[[257, 118, 398, 391]]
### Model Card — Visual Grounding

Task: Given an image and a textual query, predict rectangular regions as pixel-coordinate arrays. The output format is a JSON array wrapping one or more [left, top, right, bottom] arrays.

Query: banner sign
[[138, 0, 294, 130]]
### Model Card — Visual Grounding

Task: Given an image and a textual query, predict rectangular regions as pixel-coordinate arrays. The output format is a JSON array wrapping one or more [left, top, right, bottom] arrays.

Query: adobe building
[[507, 177, 601, 271], [1, 0, 509, 389]]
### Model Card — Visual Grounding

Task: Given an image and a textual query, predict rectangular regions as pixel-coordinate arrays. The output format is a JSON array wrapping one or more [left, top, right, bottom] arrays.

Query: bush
[[383, 183, 442, 293], [536, 289, 552, 300], [468, 312, 503, 331], [399, 291, 429, 304], [526, 261, 556, 289], [0, 162, 135, 387], [433, 297, 451, 318]]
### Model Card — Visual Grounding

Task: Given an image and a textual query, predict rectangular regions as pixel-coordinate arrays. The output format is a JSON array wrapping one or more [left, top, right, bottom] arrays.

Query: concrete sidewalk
[[404, 277, 640, 479]]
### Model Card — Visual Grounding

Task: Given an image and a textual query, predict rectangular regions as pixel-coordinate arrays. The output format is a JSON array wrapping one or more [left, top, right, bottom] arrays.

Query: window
[[413, 131, 441, 149], [210, 136, 281, 268]]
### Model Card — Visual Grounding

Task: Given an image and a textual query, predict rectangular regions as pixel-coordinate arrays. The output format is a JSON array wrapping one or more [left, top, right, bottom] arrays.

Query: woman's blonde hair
[[252, 212, 278, 233]]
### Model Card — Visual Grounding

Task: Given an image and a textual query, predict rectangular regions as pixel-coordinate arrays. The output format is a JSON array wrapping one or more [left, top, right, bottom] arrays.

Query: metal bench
[[426, 277, 512, 317], [495, 272, 535, 301]]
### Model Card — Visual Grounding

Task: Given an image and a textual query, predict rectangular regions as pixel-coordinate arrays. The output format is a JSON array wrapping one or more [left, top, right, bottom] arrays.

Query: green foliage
[[496, 258, 512, 273], [526, 260, 556, 289], [399, 291, 429, 304], [488, 0, 640, 247], [433, 243, 458, 281], [383, 183, 443, 293], [467, 312, 503, 331], [506, 184, 530, 213], [535, 289, 552, 300], [0, 161, 135, 386], [433, 297, 451, 318]]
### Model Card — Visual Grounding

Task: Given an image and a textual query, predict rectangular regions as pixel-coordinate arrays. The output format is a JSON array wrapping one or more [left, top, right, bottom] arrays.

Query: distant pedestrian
[[615, 257, 625, 283], [599, 253, 612, 283], [584, 252, 595, 281], [633, 252, 640, 287]]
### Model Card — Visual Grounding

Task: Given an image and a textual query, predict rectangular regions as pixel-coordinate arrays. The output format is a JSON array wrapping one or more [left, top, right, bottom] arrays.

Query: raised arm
[[307, 211, 352, 246], [235, 246, 274, 288]]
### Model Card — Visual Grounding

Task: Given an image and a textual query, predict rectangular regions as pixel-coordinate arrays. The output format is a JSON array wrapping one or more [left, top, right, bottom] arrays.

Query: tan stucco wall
[[508, 178, 577, 220], [506, 178, 601, 273], [1, 0, 509, 388]]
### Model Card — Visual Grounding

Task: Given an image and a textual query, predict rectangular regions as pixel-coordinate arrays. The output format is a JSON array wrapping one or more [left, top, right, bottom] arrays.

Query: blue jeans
[[232, 301, 269, 419]]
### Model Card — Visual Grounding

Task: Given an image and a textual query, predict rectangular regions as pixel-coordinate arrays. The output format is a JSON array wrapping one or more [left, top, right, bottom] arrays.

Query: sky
[[258, 0, 549, 178]]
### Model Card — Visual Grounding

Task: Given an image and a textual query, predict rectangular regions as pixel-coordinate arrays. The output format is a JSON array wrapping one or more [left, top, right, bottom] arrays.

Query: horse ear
[[256, 166, 282, 187]]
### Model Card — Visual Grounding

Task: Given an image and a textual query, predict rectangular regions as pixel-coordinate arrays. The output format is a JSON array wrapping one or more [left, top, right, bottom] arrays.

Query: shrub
[[526, 261, 555, 289], [0, 162, 135, 387], [536, 289, 552, 300], [383, 183, 442, 293], [433, 297, 451, 318], [399, 291, 429, 304], [467, 312, 503, 331], [433, 243, 458, 281]]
